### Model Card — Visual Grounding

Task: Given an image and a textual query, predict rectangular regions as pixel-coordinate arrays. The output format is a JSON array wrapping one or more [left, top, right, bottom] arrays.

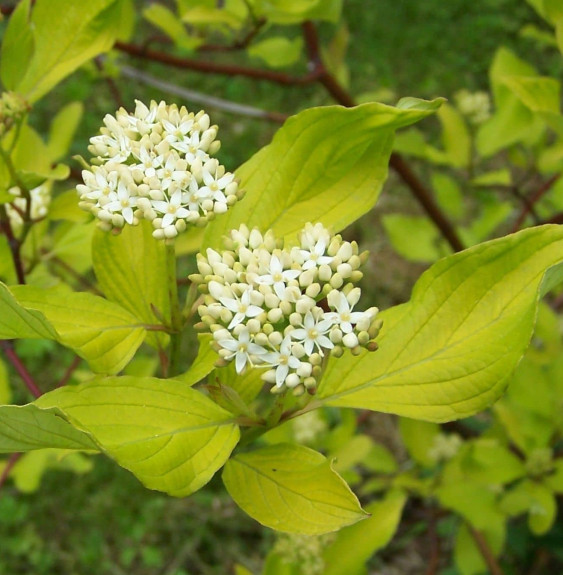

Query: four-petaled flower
[[291, 311, 334, 355], [219, 288, 264, 329], [324, 291, 366, 333], [255, 254, 301, 299], [300, 239, 333, 270], [152, 190, 193, 228], [263, 336, 302, 388], [217, 329, 269, 373]]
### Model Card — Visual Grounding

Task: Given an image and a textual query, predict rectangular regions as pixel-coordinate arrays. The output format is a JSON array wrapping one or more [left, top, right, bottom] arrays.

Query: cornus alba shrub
[[77, 100, 244, 239], [191, 223, 381, 393]]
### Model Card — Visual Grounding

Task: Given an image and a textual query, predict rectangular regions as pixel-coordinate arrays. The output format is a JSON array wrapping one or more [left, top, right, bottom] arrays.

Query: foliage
[[1, 0, 563, 573]]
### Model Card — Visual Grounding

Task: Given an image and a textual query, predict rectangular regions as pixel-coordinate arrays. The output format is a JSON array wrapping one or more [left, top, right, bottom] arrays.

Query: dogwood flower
[[78, 100, 244, 238], [191, 223, 381, 393], [216, 329, 269, 373], [290, 311, 334, 355]]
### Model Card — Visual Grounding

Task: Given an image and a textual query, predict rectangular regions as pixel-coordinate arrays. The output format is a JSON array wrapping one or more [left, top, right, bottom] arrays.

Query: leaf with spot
[[222, 443, 367, 534]]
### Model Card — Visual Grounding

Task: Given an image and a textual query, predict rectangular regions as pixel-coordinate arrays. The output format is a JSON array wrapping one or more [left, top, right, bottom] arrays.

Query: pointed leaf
[[176, 334, 216, 386], [15, 0, 121, 102], [323, 489, 407, 575], [0, 0, 34, 90], [35, 376, 240, 496], [222, 443, 367, 534], [0, 282, 57, 339], [10, 285, 146, 374], [204, 99, 443, 248], [318, 225, 563, 422], [0, 404, 97, 453], [92, 221, 171, 348]]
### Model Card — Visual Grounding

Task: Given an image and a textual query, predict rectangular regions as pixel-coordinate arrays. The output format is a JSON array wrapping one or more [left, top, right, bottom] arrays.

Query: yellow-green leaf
[[92, 221, 171, 349], [10, 285, 146, 374], [204, 99, 443, 248], [222, 443, 367, 534], [35, 376, 240, 496], [318, 225, 563, 422]]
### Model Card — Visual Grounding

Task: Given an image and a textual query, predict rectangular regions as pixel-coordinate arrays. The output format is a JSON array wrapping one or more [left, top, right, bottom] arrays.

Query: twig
[[42, 252, 104, 296], [389, 154, 465, 252], [0, 340, 42, 398], [467, 524, 505, 575], [0, 452, 22, 490], [424, 506, 441, 575], [118, 65, 287, 123], [510, 173, 561, 233], [57, 355, 82, 388], [0, 205, 26, 284], [114, 41, 321, 86]]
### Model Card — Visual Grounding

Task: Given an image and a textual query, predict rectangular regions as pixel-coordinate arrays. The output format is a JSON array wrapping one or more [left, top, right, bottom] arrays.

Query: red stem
[[114, 41, 321, 86], [0, 452, 22, 490], [0, 340, 42, 398], [510, 174, 561, 233]]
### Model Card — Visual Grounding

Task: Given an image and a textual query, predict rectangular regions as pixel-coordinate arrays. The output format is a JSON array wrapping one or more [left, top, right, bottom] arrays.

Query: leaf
[[10, 285, 146, 374], [0, 358, 10, 404], [222, 443, 367, 534], [398, 418, 440, 467], [47, 102, 84, 162], [9, 449, 93, 493], [0, 0, 34, 90], [322, 489, 407, 575], [382, 214, 445, 263], [0, 404, 97, 453], [0, 282, 57, 339], [318, 225, 563, 422], [176, 334, 216, 386], [251, 0, 341, 24], [247, 37, 303, 68], [477, 48, 545, 156], [204, 99, 443, 248], [15, 0, 121, 102], [143, 4, 198, 51], [35, 376, 240, 496], [437, 103, 471, 168], [92, 221, 171, 349]]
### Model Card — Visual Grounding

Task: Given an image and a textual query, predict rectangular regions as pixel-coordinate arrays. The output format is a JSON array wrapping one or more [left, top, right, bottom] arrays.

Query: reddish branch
[[467, 525, 505, 575], [0, 207, 26, 285], [0, 452, 22, 490], [0, 340, 42, 398], [113, 41, 322, 86], [510, 173, 561, 233]]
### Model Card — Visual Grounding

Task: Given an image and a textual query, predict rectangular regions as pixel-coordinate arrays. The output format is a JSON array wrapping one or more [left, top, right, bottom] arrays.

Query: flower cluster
[[191, 223, 380, 394], [77, 100, 244, 239], [6, 184, 51, 234]]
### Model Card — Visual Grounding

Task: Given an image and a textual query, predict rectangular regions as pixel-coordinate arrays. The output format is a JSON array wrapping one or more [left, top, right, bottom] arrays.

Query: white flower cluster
[[191, 223, 380, 394], [77, 100, 244, 239], [454, 89, 491, 125], [6, 184, 50, 233]]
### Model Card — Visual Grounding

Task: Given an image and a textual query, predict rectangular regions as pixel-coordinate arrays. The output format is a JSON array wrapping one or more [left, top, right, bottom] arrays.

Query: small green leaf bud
[[331, 345, 344, 358]]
